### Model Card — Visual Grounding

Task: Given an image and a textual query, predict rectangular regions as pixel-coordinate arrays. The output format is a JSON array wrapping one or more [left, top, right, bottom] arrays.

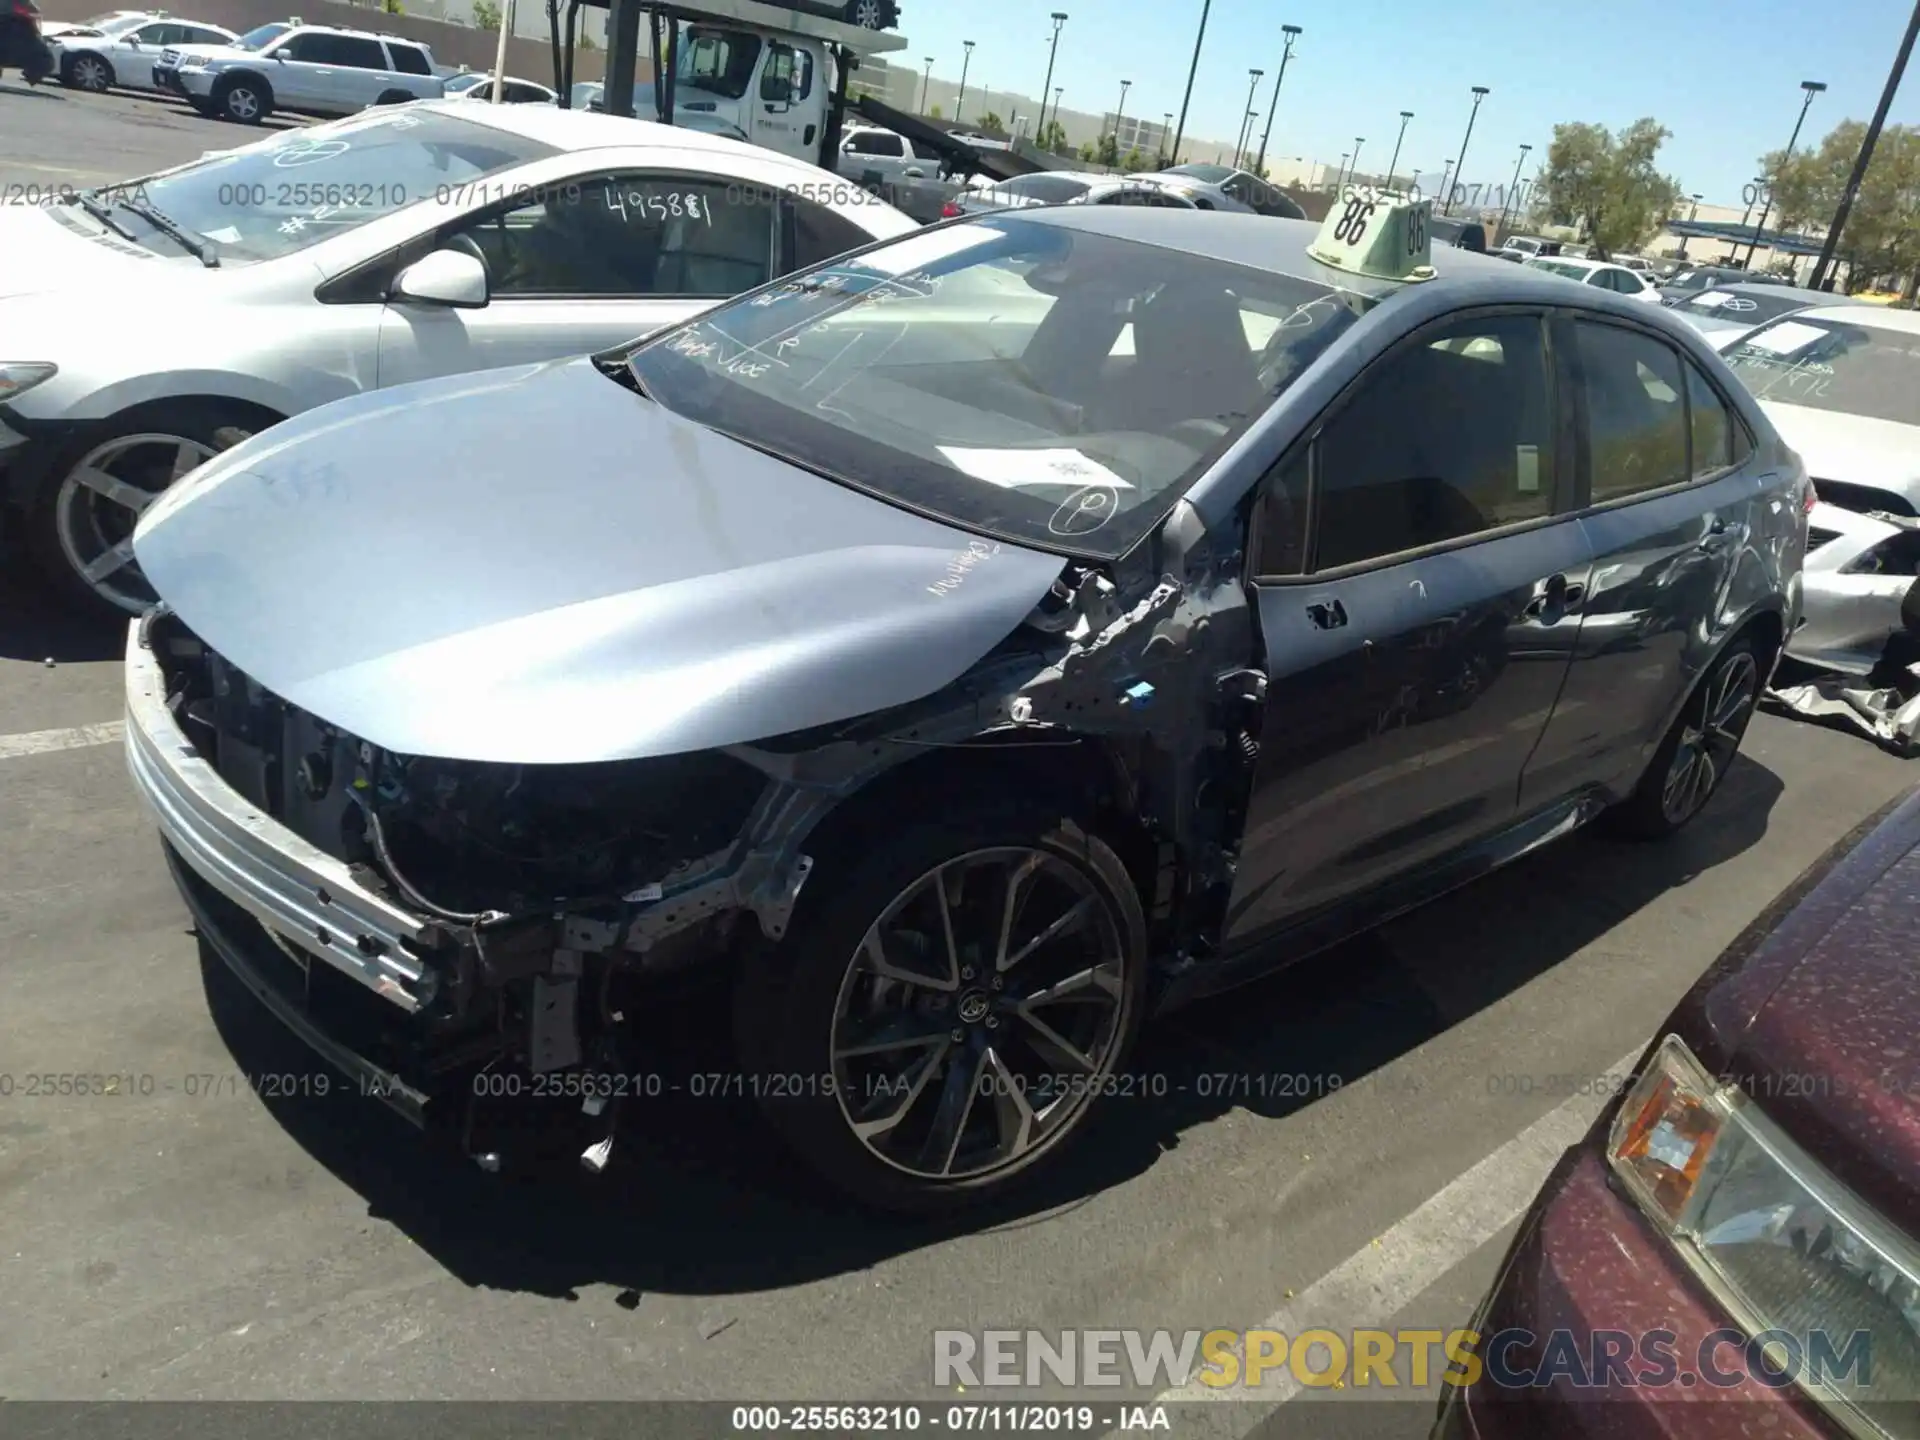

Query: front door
[[1224, 309, 1592, 948], [377, 172, 782, 389], [1521, 315, 1773, 806]]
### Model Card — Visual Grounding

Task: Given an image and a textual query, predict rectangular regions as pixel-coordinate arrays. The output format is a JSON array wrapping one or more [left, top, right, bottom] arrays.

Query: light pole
[[918, 56, 933, 114], [1745, 79, 1825, 269], [1236, 109, 1260, 167], [1170, 0, 1211, 168], [1038, 13, 1067, 139], [1254, 23, 1302, 175], [1494, 142, 1530, 240], [1443, 85, 1489, 214], [1162, 111, 1173, 164], [1049, 86, 1063, 144], [1335, 152, 1348, 190], [1436, 157, 1453, 211], [1813, 0, 1918, 292], [1113, 78, 1131, 155], [1386, 109, 1412, 189], [1349, 136, 1365, 186], [1234, 67, 1263, 167], [1676, 191, 1702, 258], [954, 39, 974, 122]]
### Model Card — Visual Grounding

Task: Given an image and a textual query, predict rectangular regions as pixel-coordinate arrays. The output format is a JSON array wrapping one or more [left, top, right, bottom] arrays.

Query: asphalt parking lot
[[4, 84, 1919, 1439]]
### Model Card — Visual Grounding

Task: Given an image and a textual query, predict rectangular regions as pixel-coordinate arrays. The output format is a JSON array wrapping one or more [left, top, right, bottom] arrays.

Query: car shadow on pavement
[[0, 81, 63, 100], [0, 571, 126, 663], [197, 755, 1785, 1303]]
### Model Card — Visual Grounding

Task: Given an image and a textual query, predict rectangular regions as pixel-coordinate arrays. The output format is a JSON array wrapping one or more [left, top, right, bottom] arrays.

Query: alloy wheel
[[829, 846, 1130, 1182], [226, 86, 260, 121], [851, 0, 884, 27], [1661, 650, 1758, 826], [72, 56, 110, 91], [53, 429, 243, 614]]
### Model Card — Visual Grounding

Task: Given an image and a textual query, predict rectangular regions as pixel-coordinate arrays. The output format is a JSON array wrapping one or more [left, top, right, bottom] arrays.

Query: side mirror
[[392, 248, 488, 308]]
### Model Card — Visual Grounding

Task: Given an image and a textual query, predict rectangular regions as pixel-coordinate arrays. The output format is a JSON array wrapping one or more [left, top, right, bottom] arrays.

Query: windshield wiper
[[64, 190, 142, 243], [115, 198, 219, 268]]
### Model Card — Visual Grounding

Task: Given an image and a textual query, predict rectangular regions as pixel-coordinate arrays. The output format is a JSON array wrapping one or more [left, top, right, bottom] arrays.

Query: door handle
[[1306, 599, 1347, 630], [1698, 517, 1734, 552], [1521, 573, 1583, 620]]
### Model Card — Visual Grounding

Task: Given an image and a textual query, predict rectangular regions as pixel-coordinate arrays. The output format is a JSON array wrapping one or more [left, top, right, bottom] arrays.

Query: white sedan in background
[[442, 71, 557, 104], [0, 101, 915, 617], [1523, 253, 1663, 303], [50, 10, 236, 92]]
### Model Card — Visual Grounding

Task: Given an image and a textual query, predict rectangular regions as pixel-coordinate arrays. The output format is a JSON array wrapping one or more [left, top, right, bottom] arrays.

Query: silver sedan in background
[[947, 169, 1252, 217]]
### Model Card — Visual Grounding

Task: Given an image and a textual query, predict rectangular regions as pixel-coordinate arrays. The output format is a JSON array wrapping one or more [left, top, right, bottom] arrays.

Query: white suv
[[170, 22, 442, 123]]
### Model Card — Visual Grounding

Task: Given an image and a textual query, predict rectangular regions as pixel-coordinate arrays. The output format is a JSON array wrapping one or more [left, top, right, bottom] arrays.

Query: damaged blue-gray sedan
[[125, 195, 1807, 1211]]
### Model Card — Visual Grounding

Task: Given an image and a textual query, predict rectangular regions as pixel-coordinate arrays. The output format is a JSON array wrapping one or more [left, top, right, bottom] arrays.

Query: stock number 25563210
[[218, 183, 404, 209]]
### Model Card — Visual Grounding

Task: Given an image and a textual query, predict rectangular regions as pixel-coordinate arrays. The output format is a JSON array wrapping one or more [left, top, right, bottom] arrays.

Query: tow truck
[[543, 0, 1044, 220]]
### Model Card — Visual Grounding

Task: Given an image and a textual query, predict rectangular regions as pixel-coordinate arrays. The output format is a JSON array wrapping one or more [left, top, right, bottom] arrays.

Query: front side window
[[1311, 314, 1557, 570], [457, 175, 773, 298], [1575, 321, 1688, 503], [129, 23, 178, 45], [1722, 317, 1920, 426], [626, 216, 1368, 559], [106, 108, 556, 262], [846, 131, 905, 157]]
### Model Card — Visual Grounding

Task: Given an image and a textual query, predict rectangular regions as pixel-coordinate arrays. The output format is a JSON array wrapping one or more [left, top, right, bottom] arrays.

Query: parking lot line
[[0, 720, 126, 760], [1156, 1043, 1645, 1409]]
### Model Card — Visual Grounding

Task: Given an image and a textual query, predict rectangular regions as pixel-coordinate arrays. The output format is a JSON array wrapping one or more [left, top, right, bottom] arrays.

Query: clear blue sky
[[902, 0, 1918, 204]]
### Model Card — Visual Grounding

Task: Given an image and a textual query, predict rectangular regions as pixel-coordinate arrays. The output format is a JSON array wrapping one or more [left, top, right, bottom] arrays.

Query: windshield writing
[[1724, 320, 1920, 426], [626, 217, 1366, 559]]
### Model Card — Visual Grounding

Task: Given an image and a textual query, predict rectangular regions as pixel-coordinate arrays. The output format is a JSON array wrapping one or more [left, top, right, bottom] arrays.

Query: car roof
[[424, 98, 781, 157], [1018, 207, 1577, 302], [1794, 303, 1920, 334], [282, 23, 428, 44]]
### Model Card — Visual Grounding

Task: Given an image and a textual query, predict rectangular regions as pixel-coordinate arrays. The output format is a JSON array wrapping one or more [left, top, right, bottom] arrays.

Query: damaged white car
[[125, 200, 1803, 1210], [1720, 307, 1920, 748]]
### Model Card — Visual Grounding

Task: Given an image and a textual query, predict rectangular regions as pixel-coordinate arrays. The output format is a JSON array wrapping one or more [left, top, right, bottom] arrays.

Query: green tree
[[1532, 118, 1682, 260], [1765, 121, 1920, 294], [980, 109, 1003, 133], [578, 31, 596, 51], [928, 102, 942, 119], [471, 0, 500, 28], [1096, 132, 1119, 168], [1078, 141, 1097, 162], [380, 0, 404, 12], [1122, 146, 1149, 172], [1037, 118, 1067, 153]]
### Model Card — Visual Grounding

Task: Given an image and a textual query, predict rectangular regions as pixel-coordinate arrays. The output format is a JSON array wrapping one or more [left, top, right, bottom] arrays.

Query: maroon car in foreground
[[1441, 788, 1920, 1439]]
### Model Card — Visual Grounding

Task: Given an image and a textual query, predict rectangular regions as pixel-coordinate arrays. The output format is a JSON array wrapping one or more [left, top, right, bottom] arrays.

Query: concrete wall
[[39, 0, 604, 82]]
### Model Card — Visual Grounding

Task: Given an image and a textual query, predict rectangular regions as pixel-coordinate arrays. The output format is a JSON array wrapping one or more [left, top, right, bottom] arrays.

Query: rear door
[[1520, 314, 1772, 806], [326, 34, 393, 109], [1225, 308, 1593, 947], [377, 172, 780, 387]]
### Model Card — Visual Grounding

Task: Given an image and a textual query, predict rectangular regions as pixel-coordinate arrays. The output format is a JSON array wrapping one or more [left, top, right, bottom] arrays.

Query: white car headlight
[[0, 363, 57, 402], [1611, 1035, 1920, 1438]]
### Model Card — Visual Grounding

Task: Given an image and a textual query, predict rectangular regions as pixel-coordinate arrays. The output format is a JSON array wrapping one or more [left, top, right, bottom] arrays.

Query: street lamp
[[1745, 79, 1825, 268], [1050, 86, 1063, 143], [918, 56, 933, 114], [1676, 191, 1703, 259], [1254, 23, 1302, 175], [1171, 0, 1212, 168], [955, 39, 974, 123], [1335, 152, 1348, 190], [1436, 157, 1453, 211], [1349, 136, 1365, 186], [1162, 110, 1173, 164], [1038, 13, 1067, 138], [1494, 141, 1531, 240], [1113, 78, 1131, 154], [1386, 110, 1413, 190], [1812, 0, 1920, 292], [1234, 67, 1263, 167], [1443, 85, 1489, 215]]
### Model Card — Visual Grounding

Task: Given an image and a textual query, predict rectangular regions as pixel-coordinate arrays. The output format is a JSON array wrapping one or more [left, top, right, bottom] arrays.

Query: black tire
[[734, 800, 1149, 1213], [60, 50, 114, 92], [1605, 635, 1763, 840], [212, 73, 269, 123], [842, 0, 893, 29], [24, 401, 265, 621]]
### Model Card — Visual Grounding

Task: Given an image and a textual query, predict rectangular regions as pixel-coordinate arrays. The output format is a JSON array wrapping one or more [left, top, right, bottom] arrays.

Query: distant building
[[1100, 112, 1168, 158]]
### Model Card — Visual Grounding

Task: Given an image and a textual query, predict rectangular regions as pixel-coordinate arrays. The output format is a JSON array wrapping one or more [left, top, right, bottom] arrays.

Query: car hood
[[1759, 401, 1920, 502], [132, 356, 1069, 765], [0, 203, 159, 300]]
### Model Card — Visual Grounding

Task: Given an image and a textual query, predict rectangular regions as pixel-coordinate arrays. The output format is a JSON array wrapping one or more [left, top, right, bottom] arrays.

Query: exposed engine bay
[[1771, 501, 1920, 754], [140, 504, 1263, 1167]]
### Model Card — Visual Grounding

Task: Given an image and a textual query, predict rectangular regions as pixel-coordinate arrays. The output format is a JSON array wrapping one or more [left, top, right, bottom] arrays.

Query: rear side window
[[1575, 321, 1689, 503], [1684, 360, 1736, 478], [787, 196, 873, 271], [332, 36, 389, 69], [387, 43, 431, 76], [1312, 313, 1557, 570]]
